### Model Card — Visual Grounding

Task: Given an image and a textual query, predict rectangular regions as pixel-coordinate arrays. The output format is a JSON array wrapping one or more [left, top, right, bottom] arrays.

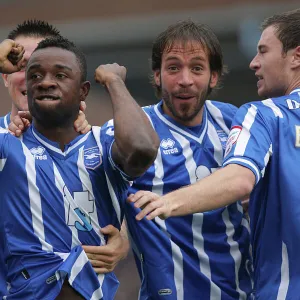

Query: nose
[[249, 54, 260, 71], [178, 68, 193, 87], [37, 75, 57, 90]]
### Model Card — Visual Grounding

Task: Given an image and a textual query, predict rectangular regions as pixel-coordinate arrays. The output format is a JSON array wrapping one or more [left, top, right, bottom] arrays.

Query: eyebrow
[[54, 64, 73, 72], [258, 45, 268, 52], [27, 63, 73, 72], [165, 56, 206, 62]]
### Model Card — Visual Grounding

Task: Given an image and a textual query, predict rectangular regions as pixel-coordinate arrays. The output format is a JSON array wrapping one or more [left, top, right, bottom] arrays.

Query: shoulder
[[206, 100, 238, 120]]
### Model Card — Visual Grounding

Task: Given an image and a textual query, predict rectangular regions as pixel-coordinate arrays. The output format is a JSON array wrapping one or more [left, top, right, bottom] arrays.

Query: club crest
[[84, 147, 102, 169]]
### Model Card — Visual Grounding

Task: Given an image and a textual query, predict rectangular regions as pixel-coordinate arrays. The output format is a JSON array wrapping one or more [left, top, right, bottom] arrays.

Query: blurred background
[[0, 0, 298, 298]]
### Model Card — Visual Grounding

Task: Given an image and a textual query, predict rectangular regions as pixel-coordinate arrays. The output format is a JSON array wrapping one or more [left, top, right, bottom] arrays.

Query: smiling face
[[249, 25, 293, 98], [26, 47, 90, 128], [2, 36, 43, 113], [154, 40, 218, 127]]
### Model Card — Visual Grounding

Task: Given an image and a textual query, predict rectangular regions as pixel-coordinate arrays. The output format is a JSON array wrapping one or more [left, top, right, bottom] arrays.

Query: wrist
[[105, 75, 123, 88]]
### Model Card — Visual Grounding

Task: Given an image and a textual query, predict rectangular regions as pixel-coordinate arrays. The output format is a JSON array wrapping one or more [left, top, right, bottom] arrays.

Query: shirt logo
[[158, 289, 172, 296], [84, 147, 102, 170], [224, 126, 242, 157], [160, 138, 179, 155], [30, 146, 47, 160]]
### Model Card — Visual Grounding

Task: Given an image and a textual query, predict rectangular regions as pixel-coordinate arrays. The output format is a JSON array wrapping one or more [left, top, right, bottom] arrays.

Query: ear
[[2, 74, 9, 87], [209, 71, 219, 89], [153, 69, 161, 87], [291, 46, 300, 70], [80, 81, 91, 102]]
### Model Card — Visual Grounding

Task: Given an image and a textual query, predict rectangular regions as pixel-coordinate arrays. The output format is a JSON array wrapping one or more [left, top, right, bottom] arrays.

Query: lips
[[174, 94, 196, 100], [35, 94, 60, 101]]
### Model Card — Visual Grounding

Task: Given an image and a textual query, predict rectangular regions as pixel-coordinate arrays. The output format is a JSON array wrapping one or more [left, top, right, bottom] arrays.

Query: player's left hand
[[127, 190, 171, 221], [82, 225, 130, 274]]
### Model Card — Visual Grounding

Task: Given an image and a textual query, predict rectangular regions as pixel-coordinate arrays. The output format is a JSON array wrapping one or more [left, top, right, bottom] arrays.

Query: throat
[[33, 120, 80, 151]]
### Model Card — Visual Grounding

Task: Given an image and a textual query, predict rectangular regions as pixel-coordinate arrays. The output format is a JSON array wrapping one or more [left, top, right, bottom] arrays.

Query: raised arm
[[95, 63, 159, 177]]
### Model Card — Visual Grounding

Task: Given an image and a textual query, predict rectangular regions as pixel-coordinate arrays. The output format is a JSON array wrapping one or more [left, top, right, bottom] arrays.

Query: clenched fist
[[95, 63, 126, 86], [0, 39, 25, 74]]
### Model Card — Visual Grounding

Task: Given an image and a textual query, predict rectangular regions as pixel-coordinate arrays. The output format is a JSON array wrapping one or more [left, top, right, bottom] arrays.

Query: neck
[[33, 119, 80, 151], [286, 79, 300, 95]]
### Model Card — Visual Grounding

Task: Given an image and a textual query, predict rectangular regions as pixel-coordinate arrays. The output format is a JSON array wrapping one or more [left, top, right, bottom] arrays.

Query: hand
[[82, 225, 129, 274], [74, 101, 91, 134], [127, 191, 172, 221], [8, 111, 31, 136], [94, 63, 126, 86], [0, 39, 25, 74]]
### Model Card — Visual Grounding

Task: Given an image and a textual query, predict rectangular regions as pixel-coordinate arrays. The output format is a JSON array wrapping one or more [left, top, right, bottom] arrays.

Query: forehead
[[28, 47, 80, 72], [259, 25, 282, 47], [162, 40, 208, 61], [14, 36, 44, 57]]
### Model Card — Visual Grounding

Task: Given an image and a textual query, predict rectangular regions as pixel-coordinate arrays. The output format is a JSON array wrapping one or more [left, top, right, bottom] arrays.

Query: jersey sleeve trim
[[223, 157, 261, 184]]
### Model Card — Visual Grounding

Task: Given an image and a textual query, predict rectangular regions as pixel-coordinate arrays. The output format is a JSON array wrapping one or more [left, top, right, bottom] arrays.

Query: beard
[[162, 84, 211, 123], [29, 99, 79, 129]]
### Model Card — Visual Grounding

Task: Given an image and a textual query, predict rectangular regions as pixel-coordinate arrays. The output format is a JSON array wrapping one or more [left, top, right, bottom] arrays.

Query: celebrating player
[[123, 21, 252, 299], [0, 36, 159, 299], [131, 9, 300, 299]]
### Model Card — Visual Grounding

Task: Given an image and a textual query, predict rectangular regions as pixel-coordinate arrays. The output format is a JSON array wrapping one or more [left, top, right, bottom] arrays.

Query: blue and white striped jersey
[[223, 88, 300, 299], [0, 113, 10, 297], [0, 113, 10, 129], [125, 100, 253, 300], [0, 123, 129, 299]]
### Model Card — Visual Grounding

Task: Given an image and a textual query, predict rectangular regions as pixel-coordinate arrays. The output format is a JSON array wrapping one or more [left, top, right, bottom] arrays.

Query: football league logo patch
[[84, 147, 102, 170], [224, 126, 242, 157]]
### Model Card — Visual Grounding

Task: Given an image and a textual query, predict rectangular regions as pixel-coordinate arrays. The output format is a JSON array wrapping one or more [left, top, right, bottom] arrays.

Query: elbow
[[126, 140, 159, 177], [235, 174, 254, 200]]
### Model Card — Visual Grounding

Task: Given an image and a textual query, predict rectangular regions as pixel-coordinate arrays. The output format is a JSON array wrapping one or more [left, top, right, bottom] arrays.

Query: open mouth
[[35, 95, 60, 101], [175, 95, 195, 100]]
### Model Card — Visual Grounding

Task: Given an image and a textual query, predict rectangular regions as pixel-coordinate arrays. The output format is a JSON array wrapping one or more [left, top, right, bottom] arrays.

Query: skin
[[27, 47, 90, 149], [250, 25, 300, 99], [129, 25, 300, 221], [154, 40, 218, 127], [2, 36, 43, 117]]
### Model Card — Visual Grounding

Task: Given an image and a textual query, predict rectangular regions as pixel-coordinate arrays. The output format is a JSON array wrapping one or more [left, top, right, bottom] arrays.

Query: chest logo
[[84, 147, 102, 169], [160, 138, 179, 155], [30, 146, 47, 160]]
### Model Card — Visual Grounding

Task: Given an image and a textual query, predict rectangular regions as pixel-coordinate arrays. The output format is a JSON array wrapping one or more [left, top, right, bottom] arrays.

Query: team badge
[[84, 147, 102, 169], [224, 126, 242, 157]]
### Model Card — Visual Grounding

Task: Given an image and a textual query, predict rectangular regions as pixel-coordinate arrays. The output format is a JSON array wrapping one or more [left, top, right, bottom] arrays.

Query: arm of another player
[[8, 101, 90, 136], [95, 64, 159, 178], [129, 164, 255, 220], [82, 222, 130, 274]]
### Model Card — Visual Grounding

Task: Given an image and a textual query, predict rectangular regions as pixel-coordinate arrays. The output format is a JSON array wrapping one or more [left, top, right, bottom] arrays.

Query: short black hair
[[261, 9, 300, 54], [8, 19, 61, 40], [33, 36, 87, 81], [151, 20, 226, 98]]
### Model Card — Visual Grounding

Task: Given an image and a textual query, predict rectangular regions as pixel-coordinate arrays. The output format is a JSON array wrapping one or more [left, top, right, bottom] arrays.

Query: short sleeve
[[223, 103, 273, 184]]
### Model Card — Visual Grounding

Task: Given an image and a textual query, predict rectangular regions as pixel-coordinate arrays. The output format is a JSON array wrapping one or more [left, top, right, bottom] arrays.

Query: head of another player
[[151, 20, 226, 127], [2, 20, 61, 113], [250, 9, 300, 99], [26, 36, 90, 129]]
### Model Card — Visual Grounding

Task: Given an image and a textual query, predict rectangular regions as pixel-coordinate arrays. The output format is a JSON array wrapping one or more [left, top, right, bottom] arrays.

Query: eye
[[56, 73, 67, 79], [168, 65, 179, 72], [30, 73, 42, 80], [192, 66, 203, 72]]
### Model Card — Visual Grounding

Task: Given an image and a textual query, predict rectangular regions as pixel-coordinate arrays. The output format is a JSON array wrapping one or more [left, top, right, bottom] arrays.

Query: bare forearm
[[165, 164, 255, 217], [107, 77, 159, 175]]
